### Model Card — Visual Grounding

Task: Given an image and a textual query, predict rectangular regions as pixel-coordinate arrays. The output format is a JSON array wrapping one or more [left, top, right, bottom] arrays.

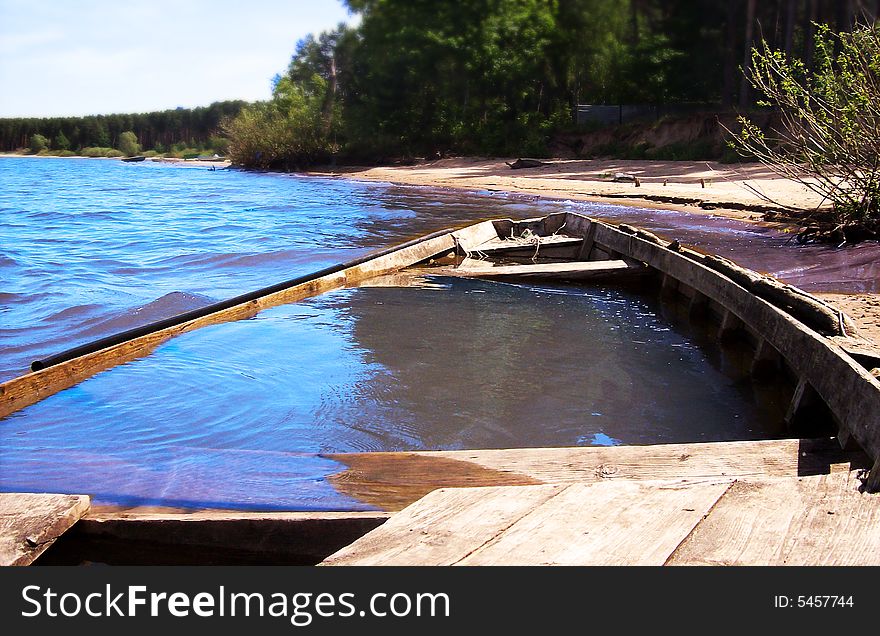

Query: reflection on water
[[0, 279, 786, 510]]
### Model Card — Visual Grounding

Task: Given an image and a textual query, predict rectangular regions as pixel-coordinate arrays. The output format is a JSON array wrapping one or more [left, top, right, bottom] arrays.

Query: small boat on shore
[[121, 155, 146, 162]]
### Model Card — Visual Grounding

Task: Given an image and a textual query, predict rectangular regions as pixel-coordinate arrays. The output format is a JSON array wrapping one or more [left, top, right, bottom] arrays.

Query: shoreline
[[4, 152, 878, 345], [311, 157, 827, 227], [0, 152, 231, 169]]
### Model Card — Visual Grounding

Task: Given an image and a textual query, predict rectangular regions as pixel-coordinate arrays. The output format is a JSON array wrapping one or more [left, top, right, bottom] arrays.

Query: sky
[[0, 0, 354, 117]]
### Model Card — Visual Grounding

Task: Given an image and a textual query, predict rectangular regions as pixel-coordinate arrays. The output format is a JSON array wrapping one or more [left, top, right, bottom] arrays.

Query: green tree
[[29, 133, 48, 153], [54, 131, 71, 151], [223, 75, 331, 169], [117, 131, 141, 156], [731, 23, 880, 241]]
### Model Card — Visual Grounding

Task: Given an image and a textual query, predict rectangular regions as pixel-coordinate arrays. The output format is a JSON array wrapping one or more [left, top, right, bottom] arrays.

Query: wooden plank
[[784, 379, 814, 428], [458, 480, 733, 565], [43, 510, 390, 566], [426, 259, 641, 282], [577, 221, 598, 260], [458, 259, 631, 276], [750, 338, 781, 377], [320, 484, 564, 566], [0, 493, 90, 566], [471, 235, 584, 255], [326, 451, 540, 511], [667, 471, 880, 566], [454, 220, 502, 253], [326, 438, 869, 510]]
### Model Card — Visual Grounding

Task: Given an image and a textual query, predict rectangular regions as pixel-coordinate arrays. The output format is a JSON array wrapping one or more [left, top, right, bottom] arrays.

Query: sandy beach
[[316, 157, 880, 347], [319, 157, 828, 221]]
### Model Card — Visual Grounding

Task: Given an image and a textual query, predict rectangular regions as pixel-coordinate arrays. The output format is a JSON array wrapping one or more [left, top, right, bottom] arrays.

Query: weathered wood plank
[[424, 259, 643, 282], [577, 220, 598, 260], [458, 259, 632, 277], [667, 471, 880, 566], [326, 438, 868, 511], [458, 480, 733, 565], [320, 484, 564, 566], [470, 234, 584, 257], [326, 451, 540, 511], [0, 493, 90, 566]]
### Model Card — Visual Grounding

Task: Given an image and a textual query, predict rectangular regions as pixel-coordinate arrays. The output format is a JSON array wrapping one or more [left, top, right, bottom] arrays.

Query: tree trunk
[[722, 0, 739, 107], [838, 0, 854, 31], [322, 55, 338, 137], [629, 0, 640, 45], [784, 0, 796, 57], [739, 0, 757, 109], [804, 0, 819, 72]]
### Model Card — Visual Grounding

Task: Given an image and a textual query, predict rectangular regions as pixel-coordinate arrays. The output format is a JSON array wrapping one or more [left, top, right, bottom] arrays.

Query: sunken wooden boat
[[2, 211, 880, 565]]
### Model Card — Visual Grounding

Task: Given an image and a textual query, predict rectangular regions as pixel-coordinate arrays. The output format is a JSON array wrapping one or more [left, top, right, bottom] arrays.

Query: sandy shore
[[315, 157, 880, 347], [317, 157, 828, 222]]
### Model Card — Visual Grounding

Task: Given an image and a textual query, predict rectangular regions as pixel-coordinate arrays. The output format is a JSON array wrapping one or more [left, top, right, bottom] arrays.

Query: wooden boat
[[2, 211, 879, 483], [120, 155, 146, 162], [3, 211, 880, 565]]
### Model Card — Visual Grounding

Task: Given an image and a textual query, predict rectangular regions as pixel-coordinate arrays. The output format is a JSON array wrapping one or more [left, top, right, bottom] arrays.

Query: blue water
[[0, 156, 864, 510], [0, 157, 560, 382]]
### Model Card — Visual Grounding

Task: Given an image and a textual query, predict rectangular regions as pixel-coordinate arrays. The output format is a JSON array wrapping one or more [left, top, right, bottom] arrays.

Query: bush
[[208, 136, 230, 155], [81, 147, 111, 157], [223, 76, 332, 168], [163, 146, 201, 158], [80, 147, 124, 158], [730, 23, 880, 239], [117, 131, 141, 156], [29, 134, 49, 153]]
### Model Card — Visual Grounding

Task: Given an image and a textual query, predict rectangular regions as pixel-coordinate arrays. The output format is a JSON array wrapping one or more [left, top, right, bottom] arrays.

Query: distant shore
[[0, 152, 231, 169]]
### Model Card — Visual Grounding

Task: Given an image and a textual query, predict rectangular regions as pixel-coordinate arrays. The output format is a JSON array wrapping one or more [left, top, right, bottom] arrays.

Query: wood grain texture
[[440, 259, 637, 281], [666, 471, 880, 566], [327, 438, 868, 511], [0, 493, 90, 566], [325, 452, 541, 511], [320, 484, 564, 566], [457, 480, 733, 565]]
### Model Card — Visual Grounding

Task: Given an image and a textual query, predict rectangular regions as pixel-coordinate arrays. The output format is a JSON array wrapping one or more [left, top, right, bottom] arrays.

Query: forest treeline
[[0, 101, 245, 154], [225, 0, 879, 167], [3, 1, 876, 165]]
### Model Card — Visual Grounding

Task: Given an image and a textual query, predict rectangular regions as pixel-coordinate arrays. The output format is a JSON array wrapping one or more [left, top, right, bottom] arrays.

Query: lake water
[[0, 156, 874, 509]]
